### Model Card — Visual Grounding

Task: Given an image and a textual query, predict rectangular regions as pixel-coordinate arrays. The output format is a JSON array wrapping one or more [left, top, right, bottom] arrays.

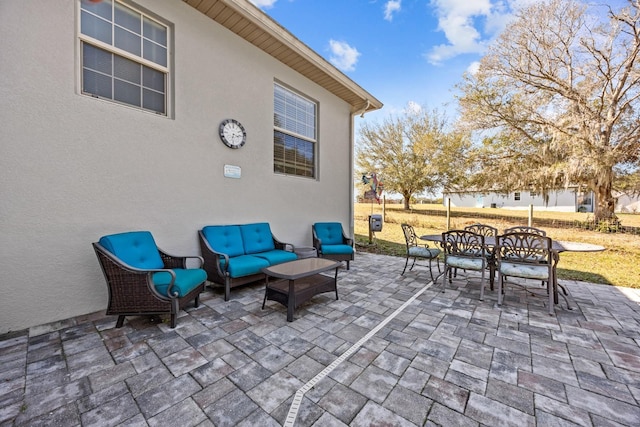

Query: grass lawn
[[354, 203, 640, 288]]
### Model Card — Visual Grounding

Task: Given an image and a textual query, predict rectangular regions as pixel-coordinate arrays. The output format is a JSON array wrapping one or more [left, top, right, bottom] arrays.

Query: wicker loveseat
[[198, 222, 297, 300]]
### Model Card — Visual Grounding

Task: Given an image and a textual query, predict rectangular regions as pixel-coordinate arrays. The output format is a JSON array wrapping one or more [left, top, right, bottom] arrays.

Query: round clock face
[[219, 119, 246, 149]]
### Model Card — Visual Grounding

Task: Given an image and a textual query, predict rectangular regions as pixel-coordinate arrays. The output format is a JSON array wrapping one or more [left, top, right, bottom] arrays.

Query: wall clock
[[219, 119, 246, 149]]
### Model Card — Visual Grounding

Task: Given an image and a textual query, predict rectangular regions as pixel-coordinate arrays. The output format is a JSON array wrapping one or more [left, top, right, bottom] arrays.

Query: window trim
[[77, 0, 171, 116], [273, 82, 319, 179]]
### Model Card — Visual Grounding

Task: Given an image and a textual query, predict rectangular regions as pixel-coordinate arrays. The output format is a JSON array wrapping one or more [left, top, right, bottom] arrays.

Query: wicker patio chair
[[312, 222, 354, 270], [93, 231, 206, 328]]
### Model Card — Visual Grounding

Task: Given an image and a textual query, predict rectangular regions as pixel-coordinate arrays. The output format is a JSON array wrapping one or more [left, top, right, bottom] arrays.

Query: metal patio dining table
[[419, 234, 606, 254], [420, 232, 605, 310]]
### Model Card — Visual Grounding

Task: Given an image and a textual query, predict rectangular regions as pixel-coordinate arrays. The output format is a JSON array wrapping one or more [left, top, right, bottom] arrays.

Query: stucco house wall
[[444, 189, 594, 212], [615, 192, 640, 213], [0, 0, 380, 333]]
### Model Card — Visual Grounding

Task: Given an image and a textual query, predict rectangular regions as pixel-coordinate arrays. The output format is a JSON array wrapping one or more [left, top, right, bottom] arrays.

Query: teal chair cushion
[[314, 222, 345, 245], [446, 255, 484, 271], [409, 246, 441, 258], [240, 223, 276, 254], [99, 231, 164, 269], [152, 268, 207, 297], [227, 255, 270, 278], [254, 249, 298, 265], [202, 225, 245, 258], [321, 244, 354, 255], [500, 262, 550, 280]]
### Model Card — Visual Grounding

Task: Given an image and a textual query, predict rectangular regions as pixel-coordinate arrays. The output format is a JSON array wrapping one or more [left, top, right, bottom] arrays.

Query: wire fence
[[411, 209, 640, 235]]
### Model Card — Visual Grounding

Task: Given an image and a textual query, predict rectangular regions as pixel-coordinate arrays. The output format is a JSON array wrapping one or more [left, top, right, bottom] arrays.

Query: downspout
[[349, 100, 371, 239]]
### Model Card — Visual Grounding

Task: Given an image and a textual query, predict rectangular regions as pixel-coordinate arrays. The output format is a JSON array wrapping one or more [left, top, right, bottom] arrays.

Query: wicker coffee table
[[261, 258, 341, 321]]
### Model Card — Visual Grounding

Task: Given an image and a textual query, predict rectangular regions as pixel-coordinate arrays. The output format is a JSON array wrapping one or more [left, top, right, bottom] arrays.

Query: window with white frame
[[273, 83, 317, 178], [514, 192, 521, 201], [79, 0, 169, 115]]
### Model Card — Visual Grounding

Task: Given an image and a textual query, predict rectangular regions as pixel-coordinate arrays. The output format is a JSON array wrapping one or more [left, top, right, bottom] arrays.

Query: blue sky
[[248, 0, 540, 124]]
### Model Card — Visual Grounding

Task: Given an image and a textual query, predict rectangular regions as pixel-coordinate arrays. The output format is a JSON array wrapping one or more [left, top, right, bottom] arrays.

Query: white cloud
[[404, 101, 422, 115], [328, 40, 361, 72], [426, 0, 536, 65], [384, 0, 402, 21], [466, 61, 480, 75], [248, 0, 278, 9]]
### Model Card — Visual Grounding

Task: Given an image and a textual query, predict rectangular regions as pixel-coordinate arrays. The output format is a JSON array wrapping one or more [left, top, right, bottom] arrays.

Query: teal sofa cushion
[[321, 244, 354, 255], [153, 268, 207, 297], [99, 231, 164, 269], [227, 255, 270, 278], [202, 225, 245, 258], [254, 249, 298, 265], [240, 223, 276, 254], [314, 222, 345, 245]]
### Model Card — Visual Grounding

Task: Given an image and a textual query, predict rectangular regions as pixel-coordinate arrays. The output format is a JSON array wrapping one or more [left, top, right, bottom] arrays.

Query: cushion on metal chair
[[446, 255, 485, 270], [408, 246, 441, 258], [499, 262, 550, 280]]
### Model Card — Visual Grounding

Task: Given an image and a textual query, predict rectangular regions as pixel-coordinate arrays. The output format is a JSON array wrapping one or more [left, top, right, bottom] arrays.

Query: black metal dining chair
[[441, 230, 490, 300], [495, 231, 556, 315], [504, 225, 546, 236], [464, 223, 498, 288], [401, 224, 441, 282]]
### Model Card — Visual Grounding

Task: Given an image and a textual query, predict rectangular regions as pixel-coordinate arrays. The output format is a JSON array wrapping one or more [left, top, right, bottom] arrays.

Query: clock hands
[[220, 120, 245, 148]]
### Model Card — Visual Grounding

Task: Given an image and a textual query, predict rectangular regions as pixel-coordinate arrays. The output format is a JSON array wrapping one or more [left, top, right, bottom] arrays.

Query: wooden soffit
[[182, 0, 382, 114]]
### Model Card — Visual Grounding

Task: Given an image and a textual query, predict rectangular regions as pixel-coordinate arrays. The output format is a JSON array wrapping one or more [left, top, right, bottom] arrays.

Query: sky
[[248, 0, 541, 125]]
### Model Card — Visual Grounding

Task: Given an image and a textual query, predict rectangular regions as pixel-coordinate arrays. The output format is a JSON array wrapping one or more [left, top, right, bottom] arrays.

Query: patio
[[2, 252, 640, 426]]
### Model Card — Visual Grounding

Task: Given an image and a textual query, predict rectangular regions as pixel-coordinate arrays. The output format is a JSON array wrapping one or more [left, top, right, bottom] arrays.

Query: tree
[[457, 0, 640, 221], [356, 108, 469, 210]]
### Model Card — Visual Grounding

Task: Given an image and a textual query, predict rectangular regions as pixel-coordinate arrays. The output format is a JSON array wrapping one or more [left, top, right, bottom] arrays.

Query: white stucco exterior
[[615, 192, 640, 213], [443, 189, 595, 212], [0, 0, 380, 333]]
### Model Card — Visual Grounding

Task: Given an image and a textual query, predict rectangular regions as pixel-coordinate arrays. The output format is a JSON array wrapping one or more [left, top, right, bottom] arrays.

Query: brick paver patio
[[1, 252, 639, 426]]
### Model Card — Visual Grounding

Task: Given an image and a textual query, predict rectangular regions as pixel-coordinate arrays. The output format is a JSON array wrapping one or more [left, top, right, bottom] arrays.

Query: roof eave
[[182, 0, 383, 114]]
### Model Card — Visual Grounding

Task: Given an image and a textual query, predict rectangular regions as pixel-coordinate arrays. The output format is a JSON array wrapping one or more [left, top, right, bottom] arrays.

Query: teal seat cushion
[[409, 246, 441, 258], [227, 255, 270, 278], [99, 231, 164, 269], [314, 222, 345, 245], [446, 255, 484, 270], [202, 225, 245, 258], [321, 244, 354, 255], [500, 262, 550, 280], [254, 249, 298, 265], [152, 268, 207, 297], [240, 223, 276, 254]]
